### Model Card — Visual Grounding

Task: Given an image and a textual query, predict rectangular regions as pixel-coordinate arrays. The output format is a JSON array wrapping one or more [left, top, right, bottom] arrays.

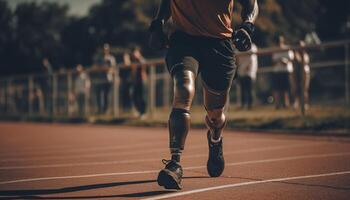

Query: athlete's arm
[[233, 0, 259, 52], [149, 0, 172, 50]]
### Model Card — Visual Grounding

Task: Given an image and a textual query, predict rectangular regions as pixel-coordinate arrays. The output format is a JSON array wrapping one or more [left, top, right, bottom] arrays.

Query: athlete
[[149, 0, 258, 190]]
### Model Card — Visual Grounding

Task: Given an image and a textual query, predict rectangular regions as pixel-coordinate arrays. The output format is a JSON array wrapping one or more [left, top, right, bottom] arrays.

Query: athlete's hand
[[232, 22, 255, 52], [149, 19, 168, 50]]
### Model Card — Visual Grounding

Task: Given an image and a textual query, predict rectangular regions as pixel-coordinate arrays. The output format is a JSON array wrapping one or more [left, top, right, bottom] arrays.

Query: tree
[[61, 17, 97, 67], [0, 0, 14, 75], [316, 0, 350, 40], [13, 1, 69, 73], [85, 0, 161, 57], [277, 0, 320, 41]]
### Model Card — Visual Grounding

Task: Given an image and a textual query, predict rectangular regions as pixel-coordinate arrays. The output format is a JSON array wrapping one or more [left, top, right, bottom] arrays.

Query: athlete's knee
[[203, 85, 229, 129], [206, 108, 226, 129], [173, 70, 196, 111]]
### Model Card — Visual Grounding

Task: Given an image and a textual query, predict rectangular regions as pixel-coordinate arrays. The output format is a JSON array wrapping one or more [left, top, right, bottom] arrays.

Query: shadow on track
[[0, 176, 209, 199], [0, 191, 175, 200]]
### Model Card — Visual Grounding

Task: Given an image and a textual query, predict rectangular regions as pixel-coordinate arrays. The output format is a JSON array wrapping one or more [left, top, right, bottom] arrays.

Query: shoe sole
[[157, 169, 182, 190]]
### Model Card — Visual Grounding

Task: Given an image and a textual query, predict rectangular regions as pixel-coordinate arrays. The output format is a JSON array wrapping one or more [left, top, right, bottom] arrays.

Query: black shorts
[[272, 72, 290, 92], [166, 31, 237, 92]]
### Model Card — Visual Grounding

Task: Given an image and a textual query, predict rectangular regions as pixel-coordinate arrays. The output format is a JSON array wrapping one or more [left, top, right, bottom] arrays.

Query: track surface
[[0, 122, 349, 200]]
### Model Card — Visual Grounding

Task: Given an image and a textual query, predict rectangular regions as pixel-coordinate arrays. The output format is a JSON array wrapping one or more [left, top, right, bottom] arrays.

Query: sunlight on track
[[1, 151, 349, 185], [142, 171, 350, 200], [0, 143, 321, 170]]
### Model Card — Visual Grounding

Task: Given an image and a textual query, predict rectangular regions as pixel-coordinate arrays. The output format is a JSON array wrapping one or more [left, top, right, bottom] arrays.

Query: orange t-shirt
[[171, 0, 234, 39]]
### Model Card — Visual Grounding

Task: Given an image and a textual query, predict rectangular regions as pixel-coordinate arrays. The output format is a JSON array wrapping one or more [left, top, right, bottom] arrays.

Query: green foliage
[[6, 1, 69, 73], [0, 0, 348, 75], [316, 0, 350, 40], [0, 0, 14, 74]]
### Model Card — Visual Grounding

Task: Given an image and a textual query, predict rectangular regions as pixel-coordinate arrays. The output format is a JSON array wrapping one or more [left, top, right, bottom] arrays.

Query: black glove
[[148, 19, 168, 50], [232, 22, 255, 52]]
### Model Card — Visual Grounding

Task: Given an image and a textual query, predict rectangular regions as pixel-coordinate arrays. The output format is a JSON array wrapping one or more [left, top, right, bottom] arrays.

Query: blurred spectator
[[272, 36, 294, 109], [120, 52, 133, 112], [94, 43, 116, 114], [293, 40, 311, 110], [74, 64, 91, 116], [14, 85, 27, 113], [237, 43, 258, 109], [30, 86, 44, 114], [0, 87, 5, 113], [42, 58, 54, 75], [131, 46, 147, 118], [42, 58, 53, 114], [7, 83, 16, 113]]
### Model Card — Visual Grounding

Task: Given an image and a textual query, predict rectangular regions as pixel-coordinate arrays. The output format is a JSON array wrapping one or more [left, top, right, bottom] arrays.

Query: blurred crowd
[[3, 36, 313, 117], [6, 43, 148, 118], [72, 44, 148, 118], [237, 36, 311, 111]]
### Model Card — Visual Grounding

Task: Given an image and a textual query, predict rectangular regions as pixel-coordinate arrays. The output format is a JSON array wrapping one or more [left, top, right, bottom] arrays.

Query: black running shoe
[[207, 131, 225, 177], [157, 159, 183, 190]]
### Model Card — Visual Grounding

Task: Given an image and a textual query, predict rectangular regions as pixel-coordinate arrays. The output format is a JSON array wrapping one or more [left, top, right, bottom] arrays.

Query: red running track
[[0, 122, 349, 199]]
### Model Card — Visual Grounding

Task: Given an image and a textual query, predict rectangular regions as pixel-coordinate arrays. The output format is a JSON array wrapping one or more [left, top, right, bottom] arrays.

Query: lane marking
[[0, 147, 176, 163], [0, 143, 318, 170], [0, 151, 349, 185], [142, 171, 350, 200], [0, 136, 279, 155], [0, 140, 304, 163], [0, 142, 166, 159], [187, 152, 350, 170]]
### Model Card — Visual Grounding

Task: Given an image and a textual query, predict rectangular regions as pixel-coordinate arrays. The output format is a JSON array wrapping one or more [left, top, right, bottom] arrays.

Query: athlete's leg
[[169, 69, 196, 162], [202, 82, 230, 177], [157, 68, 196, 190], [157, 31, 199, 190], [203, 84, 229, 141], [199, 38, 236, 178]]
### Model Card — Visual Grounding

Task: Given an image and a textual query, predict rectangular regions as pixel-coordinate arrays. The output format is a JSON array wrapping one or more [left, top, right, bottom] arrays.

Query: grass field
[[136, 105, 350, 134], [1, 105, 349, 134]]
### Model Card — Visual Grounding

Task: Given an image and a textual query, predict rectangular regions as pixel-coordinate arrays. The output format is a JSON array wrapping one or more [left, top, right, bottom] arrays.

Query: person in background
[[272, 36, 294, 109], [120, 52, 133, 112], [74, 64, 91, 116], [130, 46, 147, 118], [94, 43, 116, 114], [42, 58, 53, 75], [41, 58, 53, 114], [237, 43, 258, 109], [30, 86, 44, 114], [293, 40, 311, 110]]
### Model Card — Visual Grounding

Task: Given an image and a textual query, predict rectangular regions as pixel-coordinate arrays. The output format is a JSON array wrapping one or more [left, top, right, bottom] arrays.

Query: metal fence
[[0, 40, 349, 119]]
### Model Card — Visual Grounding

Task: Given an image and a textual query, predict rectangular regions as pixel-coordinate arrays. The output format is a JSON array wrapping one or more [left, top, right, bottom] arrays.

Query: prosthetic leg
[[157, 69, 196, 190]]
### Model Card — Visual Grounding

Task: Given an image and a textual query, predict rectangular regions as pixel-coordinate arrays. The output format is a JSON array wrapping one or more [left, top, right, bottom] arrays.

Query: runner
[[149, 0, 258, 189]]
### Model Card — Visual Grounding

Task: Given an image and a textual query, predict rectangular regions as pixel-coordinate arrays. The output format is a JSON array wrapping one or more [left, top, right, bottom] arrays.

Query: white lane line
[[0, 138, 286, 162], [0, 142, 165, 159], [186, 152, 350, 170], [0, 143, 317, 170], [0, 147, 175, 163], [0, 151, 348, 185], [142, 170, 350, 200]]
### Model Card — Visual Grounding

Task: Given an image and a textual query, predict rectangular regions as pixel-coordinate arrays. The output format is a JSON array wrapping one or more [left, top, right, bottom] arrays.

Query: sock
[[209, 130, 221, 143], [210, 133, 221, 144]]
